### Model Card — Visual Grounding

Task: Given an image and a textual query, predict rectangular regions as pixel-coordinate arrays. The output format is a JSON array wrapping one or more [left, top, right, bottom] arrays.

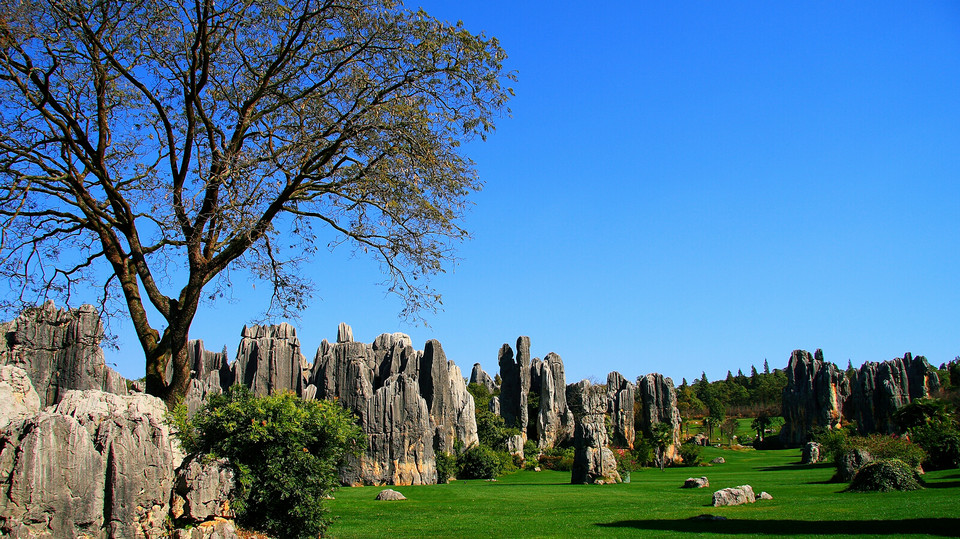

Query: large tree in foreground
[[0, 0, 512, 405]]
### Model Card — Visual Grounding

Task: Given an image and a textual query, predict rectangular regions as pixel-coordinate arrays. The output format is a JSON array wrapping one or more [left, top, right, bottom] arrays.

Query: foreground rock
[[712, 485, 757, 507], [0, 389, 183, 538], [0, 301, 127, 406], [171, 455, 236, 523], [567, 380, 620, 484]]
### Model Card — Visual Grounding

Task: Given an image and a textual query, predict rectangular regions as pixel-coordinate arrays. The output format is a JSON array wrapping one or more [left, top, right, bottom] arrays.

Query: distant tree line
[[676, 360, 788, 421]]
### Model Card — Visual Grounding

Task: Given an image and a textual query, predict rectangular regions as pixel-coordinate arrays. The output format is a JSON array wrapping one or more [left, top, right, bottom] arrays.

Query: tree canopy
[[0, 0, 513, 404]]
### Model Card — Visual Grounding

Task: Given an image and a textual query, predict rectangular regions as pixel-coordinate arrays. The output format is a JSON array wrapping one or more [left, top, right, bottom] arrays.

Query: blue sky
[[108, 1, 960, 385]]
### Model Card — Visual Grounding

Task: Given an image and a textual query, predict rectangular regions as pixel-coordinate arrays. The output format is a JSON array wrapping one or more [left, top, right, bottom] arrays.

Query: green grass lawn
[[327, 447, 960, 538]]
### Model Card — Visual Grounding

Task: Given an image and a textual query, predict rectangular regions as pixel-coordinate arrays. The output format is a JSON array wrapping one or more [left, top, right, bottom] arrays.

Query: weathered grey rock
[[849, 353, 941, 435], [0, 301, 127, 406], [232, 323, 309, 397], [498, 337, 531, 433], [0, 366, 41, 430], [712, 485, 756, 507], [532, 353, 575, 449], [711, 457, 725, 464], [606, 371, 635, 449], [835, 448, 873, 482], [420, 340, 478, 453], [682, 476, 710, 488], [489, 395, 501, 415], [353, 374, 436, 486], [171, 518, 238, 539], [375, 489, 406, 501], [567, 380, 620, 484], [636, 373, 682, 461], [506, 434, 525, 458], [312, 340, 374, 414], [469, 363, 497, 394], [780, 349, 849, 446], [801, 441, 822, 465], [337, 322, 354, 344], [759, 491, 773, 500], [172, 455, 235, 523], [0, 389, 183, 538]]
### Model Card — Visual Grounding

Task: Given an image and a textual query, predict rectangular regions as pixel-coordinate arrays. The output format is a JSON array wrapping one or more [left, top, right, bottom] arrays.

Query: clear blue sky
[[108, 1, 960, 385]]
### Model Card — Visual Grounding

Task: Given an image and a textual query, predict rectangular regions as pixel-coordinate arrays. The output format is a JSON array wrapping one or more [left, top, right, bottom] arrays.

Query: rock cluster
[[780, 349, 941, 446], [636, 373, 683, 460], [311, 329, 477, 486], [0, 301, 127, 406], [780, 349, 848, 446]]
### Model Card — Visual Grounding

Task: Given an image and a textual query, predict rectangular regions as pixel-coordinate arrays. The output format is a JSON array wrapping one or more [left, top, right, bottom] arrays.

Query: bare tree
[[0, 0, 513, 406]]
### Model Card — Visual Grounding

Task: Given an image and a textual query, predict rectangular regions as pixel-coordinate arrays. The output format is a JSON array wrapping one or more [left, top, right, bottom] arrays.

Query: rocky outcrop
[[497, 337, 531, 433], [780, 349, 849, 446], [636, 373, 682, 461], [567, 380, 620, 484], [531, 353, 575, 449], [312, 325, 475, 486], [781, 350, 940, 445], [0, 366, 41, 430], [606, 371, 635, 449], [848, 353, 940, 435], [469, 363, 497, 394], [353, 374, 436, 486], [0, 389, 183, 538], [232, 324, 309, 397], [0, 301, 127, 406], [171, 455, 235, 524]]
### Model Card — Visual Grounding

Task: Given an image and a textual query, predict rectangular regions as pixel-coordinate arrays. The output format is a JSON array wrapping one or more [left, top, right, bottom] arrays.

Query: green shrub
[[678, 441, 702, 466], [522, 440, 540, 469], [436, 452, 457, 483], [910, 425, 960, 470], [538, 446, 575, 471], [848, 459, 923, 492], [458, 444, 503, 479], [475, 408, 509, 450], [171, 386, 363, 539], [858, 434, 927, 469]]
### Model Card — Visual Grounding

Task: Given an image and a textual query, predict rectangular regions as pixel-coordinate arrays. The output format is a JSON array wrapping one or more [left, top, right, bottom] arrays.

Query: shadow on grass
[[596, 518, 960, 536], [923, 480, 960, 489], [758, 463, 834, 472]]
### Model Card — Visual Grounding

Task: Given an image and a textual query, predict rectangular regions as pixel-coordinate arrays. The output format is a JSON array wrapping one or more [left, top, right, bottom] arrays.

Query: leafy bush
[[458, 444, 503, 479], [538, 446, 575, 471], [910, 425, 960, 470], [522, 440, 540, 469], [678, 441, 702, 466], [475, 408, 509, 450], [171, 386, 363, 539], [848, 459, 923, 492], [858, 434, 927, 469], [436, 452, 457, 484]]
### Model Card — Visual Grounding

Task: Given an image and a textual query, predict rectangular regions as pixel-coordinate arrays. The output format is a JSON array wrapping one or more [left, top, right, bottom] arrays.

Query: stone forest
[[0, 302, 955, 538]]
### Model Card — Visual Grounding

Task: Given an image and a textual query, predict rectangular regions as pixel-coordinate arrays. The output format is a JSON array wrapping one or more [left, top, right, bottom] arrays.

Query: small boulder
[[712, 485, 756, 507], [801, 441, 822, 464], [759, 491, 773, 500], [375, 489, 407, 501], [711, 457, 725, 464], [835, 448, 873, 482], [682, 476, 710, 489]]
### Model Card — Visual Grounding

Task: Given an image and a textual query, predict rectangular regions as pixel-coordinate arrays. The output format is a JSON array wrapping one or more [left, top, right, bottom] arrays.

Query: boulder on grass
[[835, 448, 873, 482], [682, 476, 710, 489], [712, 485, 756, 507], [375, 489, 407, 501], [801, 441, 822, 464]]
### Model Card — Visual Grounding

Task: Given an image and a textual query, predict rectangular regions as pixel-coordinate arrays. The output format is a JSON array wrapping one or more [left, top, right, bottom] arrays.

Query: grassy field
[[327, 446, 960, 538]]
